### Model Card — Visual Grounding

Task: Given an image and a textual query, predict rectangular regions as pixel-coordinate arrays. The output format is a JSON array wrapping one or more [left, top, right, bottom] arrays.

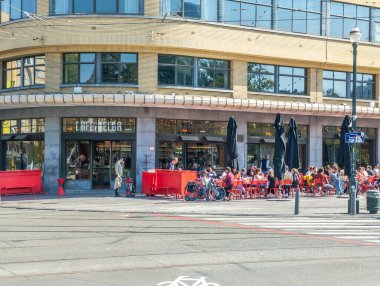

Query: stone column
[[43, 116, 61, 194], [309, 68, 323, 103], [322, 0, 330, 37], [236, 120, 247, 170], [232, 61, 247, 99], [272, 0, 278, 30], [370, 7, 376, 43], [45, 53, 61, 93], [145, 0, 160, 16], [37, 0, 49, 16], [309, 116, 323, 167], [218, 0, 225, 23], [135, 117, 156, 192], [138, 53, 158, 94]]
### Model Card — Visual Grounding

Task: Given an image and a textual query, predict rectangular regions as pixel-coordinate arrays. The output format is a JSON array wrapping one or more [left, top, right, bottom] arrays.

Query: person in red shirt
[[223, 167, 235, 200]]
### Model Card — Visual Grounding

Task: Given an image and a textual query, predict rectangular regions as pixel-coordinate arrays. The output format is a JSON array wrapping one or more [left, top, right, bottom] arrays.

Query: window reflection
[[330, 1, 369, 41], [323, 70, 374, 100], [248, 63, 306, 95]]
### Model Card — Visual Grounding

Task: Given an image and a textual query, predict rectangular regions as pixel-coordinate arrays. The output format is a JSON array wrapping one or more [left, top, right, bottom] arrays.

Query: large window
[[63, 53, 138, 85], [330, 2, 370, 41], [277, 0, 321, 35], [1, 118, 45, 171], [247, 122, 308, 169], [323, 126, 376, 166], [248, 63, 307, 95], [158, 55, 230, 89], [162, 0, 202, 19], [2, 56, 45, 89], [1, 119, 45, 135], [157, 119, 227, 135], [224, 0, 272, 29], [375, 9, 380, 42], [51, 0, 142, 15], [323, 70, 375, 100], [101, 53, 138, 84], [158, 55, 194, 86], [0, 0, 36, 23]]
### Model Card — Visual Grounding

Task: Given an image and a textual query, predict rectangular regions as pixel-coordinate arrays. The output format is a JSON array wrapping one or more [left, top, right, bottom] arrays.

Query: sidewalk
[[0, 193, 377, 218]]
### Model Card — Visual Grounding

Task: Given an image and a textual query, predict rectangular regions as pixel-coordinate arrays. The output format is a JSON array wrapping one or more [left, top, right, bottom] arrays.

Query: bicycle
[[125, 177, 135, 198], [205, 178, 226, 202]]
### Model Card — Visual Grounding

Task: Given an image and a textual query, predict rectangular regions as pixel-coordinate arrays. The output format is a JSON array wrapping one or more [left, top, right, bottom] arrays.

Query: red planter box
[[142, 169, 197, 197], [0, 170, 42, 196]]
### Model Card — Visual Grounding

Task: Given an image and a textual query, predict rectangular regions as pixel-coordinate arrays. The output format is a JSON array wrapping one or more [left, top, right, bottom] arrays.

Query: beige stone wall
[[1, 17, 380, 71], [138, 53, 158, 94], [232, 61, 247, 99], [145, 0, 160, 16], [309, 68, 323, 104], [45, 53, 60, 92], [37, 0, 49, 16], [334, 0, 380, 8]]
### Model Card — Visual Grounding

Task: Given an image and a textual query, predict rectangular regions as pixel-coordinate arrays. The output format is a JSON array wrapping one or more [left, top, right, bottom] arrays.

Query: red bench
[[0, 170, 42, 196]]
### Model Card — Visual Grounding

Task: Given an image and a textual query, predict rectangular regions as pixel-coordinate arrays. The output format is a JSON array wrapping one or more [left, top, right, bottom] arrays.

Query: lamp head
[[349, 27, 361, 44]]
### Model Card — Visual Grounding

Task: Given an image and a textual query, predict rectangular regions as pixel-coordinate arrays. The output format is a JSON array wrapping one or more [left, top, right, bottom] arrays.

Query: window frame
[[50, 0, 143, 16], [323, 70, 375, 100], [0, 0, 36, 23], [247, 63, 307, 96], [223, 0, 273, 29], [158, 54, 231, 90], [330, 1, 370, 41], [2, 55, 45, 90], [62, 52, 138, 85]]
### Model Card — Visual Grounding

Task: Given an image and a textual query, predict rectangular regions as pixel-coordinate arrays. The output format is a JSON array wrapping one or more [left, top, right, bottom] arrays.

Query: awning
[[205, 136, 225, 142], [0, 134, 15, 141], [14, 134, 31, 140], [261, 138, 276, 143], [180, 135, 200, 142]]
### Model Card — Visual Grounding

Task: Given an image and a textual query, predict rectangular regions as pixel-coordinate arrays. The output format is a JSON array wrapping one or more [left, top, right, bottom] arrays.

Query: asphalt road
[[0, 200, 380, 286]]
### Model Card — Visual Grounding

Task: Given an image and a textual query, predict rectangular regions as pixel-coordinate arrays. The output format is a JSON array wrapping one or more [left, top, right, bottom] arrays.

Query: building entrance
[[92, 141, 132, 188]]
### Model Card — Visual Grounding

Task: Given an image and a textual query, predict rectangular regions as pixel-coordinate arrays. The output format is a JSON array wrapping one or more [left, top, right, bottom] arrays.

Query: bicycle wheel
[[185, 195, 195, 201], [214, 186, 226, 201], [206, 188, 214, 201], [130, 185, 136, 197]]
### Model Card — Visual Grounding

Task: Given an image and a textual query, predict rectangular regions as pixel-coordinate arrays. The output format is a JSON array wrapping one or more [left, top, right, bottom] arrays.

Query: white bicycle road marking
[[157, 276, 220, 286]]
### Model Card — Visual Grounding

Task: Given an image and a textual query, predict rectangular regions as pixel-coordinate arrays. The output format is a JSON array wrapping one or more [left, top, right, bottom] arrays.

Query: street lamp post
[[349, 27, 361, 215]]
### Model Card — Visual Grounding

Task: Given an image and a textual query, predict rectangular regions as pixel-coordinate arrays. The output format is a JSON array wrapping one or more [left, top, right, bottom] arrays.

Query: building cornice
[[0, 93, 376, 119]]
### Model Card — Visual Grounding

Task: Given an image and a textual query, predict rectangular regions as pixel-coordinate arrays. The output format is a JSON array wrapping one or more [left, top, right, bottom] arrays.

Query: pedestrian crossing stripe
[[182, 215, 380, 245]]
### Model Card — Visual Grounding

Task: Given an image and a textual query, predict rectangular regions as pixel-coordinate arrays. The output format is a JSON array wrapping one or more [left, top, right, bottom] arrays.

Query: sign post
[[345, 132, 365, 215]]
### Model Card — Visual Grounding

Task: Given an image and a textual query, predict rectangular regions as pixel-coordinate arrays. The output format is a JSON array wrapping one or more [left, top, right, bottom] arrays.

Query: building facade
[[1, 0, 380, 193]]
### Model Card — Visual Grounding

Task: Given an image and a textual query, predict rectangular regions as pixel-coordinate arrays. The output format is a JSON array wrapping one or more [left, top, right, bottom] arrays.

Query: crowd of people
[[168, 156, 380, 200]]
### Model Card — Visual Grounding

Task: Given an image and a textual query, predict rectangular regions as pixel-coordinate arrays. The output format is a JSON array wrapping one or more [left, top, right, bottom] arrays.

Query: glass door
[[92, 141, 111, 188], [110, 141, 133, 179]]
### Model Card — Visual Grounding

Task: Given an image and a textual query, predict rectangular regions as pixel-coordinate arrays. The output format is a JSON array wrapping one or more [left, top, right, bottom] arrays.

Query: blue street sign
[[345, 132, 365, 144]]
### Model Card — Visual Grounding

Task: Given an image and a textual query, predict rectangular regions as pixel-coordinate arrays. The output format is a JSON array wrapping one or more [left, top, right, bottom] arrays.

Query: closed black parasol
[[285, 117, 299, 169], [273, 113, 286, 180], [337, 115, 353, 177], [227, 116, 239, 170]]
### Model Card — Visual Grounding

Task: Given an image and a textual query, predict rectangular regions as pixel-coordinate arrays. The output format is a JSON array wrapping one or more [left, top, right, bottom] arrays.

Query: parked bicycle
[[184, 178, 225, 202], [125, 177, 136, 198]]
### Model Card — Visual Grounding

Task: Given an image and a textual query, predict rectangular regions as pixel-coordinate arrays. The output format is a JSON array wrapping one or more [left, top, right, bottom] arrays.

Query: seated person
[[223, 167, 234, 200], [267, 170, 276, 197]]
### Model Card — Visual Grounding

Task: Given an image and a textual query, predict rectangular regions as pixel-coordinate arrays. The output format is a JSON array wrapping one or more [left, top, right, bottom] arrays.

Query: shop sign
[[64, 118, 135, 133], [75, 119, 123, 133]]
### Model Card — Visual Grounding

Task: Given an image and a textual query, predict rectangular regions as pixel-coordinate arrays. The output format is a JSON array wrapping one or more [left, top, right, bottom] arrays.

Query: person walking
[[114, 157, 124, 197]]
